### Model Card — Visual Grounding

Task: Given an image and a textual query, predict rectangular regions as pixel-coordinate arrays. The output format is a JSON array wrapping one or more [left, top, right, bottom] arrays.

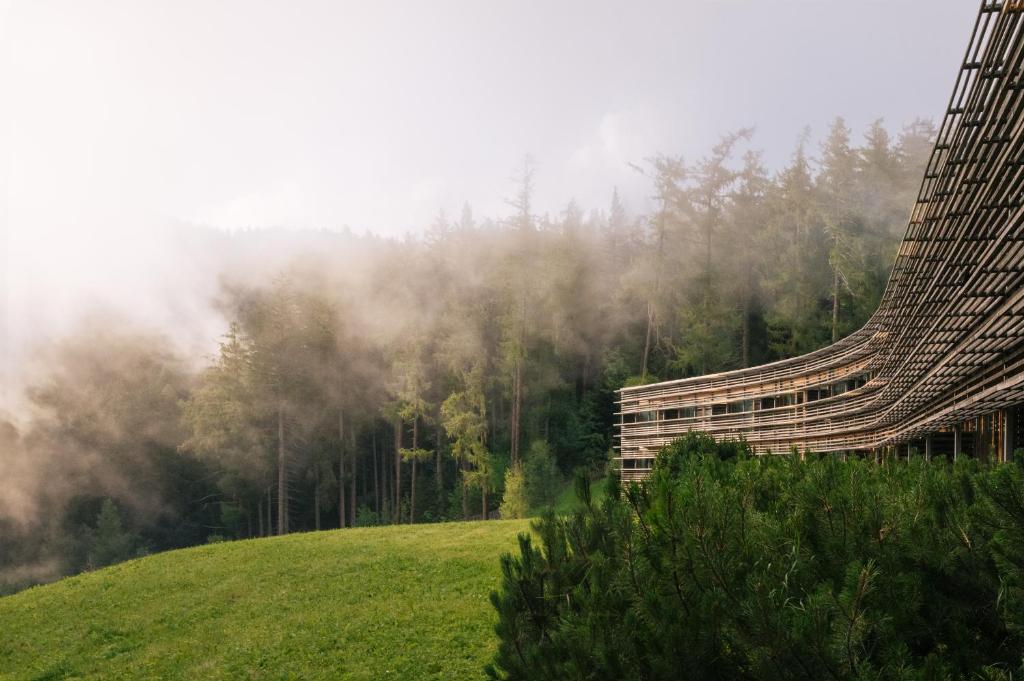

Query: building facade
[[618, 2, 1024, 481]]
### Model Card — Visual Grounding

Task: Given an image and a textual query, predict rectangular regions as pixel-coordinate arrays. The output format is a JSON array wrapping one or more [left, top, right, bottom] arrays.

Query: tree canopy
[[2, 118, 938, 592]]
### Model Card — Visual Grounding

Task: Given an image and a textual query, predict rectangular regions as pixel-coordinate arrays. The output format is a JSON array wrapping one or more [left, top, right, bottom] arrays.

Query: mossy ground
[[0, 520, 530, 680]]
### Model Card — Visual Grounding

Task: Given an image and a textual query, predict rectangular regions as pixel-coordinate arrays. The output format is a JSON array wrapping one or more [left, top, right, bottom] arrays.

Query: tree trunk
[[277, 405, 287, 535], [641, 300, 654, 379], [482, 485, 488, 521], [642, 202, 668, 380], [741, 290, 750, 368], [461, 459, 468, 520], [349, 424, 357, 525], [373, 431, 380, 516], [380, 430, 387, 520], [831, 243, 840, 343], [494, 394, 502, 447], [510, 363, 519, 466], [742, 230, 755, 368], [383, 432, 390, 522], [545, 395, 552, 442], [436, 418, 444, 496], [314, 466, 321, 531], [360, 435, 367, 502], [339, 409, 346, 529], [394, 417, 402, 524], [411, 459, 417, 524], [510, 358, 522, 466], [410, 417, 418, 523], [257, 498, 264, 538], [266, 485, 273, 537]]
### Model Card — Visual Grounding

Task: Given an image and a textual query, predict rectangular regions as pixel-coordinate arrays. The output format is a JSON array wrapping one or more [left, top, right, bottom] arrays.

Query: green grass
[[0, 520, 531, 680], [548, 475, 607, 515]]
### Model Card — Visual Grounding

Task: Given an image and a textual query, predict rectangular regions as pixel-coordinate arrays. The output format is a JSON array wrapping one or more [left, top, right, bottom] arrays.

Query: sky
[[0, 0, 980, 407]]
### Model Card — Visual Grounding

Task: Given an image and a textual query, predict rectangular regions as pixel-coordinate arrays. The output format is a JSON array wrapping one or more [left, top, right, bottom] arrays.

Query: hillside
[[0, 519, 531, 680]]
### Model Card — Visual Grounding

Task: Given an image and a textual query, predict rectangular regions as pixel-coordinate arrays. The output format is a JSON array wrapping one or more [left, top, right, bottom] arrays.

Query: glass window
[[727, 400, 754, 414]]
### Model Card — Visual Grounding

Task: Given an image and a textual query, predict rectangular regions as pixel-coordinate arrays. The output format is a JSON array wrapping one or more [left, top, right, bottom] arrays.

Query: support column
[[1002, 408, 1015, 463], [925, 436, 932, 462], [954, 425, 962, 462], [978, 417, 985, 463]]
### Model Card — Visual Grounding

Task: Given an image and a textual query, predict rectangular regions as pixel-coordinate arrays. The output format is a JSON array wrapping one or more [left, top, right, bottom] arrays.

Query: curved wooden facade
[[618, 1, 1024, 480]]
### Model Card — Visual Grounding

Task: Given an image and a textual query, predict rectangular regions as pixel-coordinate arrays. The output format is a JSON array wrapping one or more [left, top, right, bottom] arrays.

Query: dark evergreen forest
[[0, 117, 936, 592]]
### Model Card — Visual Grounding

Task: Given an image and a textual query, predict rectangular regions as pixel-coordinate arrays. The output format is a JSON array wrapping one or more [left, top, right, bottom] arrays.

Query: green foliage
[[549, 474, 608, 515], [399, 447, 433, 464], [180, 323, 267, 488], [4, 120, 940, 590], [488, 435, 1024, 680], [84, 499, 141, 570], [499, 465, 529, 519], [442, 368, 494, 514], [0, 520, 531, 679], [523, 440, 561, 510], [622, 374, 660, 387], [355, 504, 383, 527]]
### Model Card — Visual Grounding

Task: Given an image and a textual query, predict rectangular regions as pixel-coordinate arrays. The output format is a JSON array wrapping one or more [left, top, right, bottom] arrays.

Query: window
[[807, 386, 834, 401], [727, 399, 754, 414]]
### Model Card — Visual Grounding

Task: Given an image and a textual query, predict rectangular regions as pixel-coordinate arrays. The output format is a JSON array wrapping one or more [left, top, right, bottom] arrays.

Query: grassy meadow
[[0, 519, 531, 680]]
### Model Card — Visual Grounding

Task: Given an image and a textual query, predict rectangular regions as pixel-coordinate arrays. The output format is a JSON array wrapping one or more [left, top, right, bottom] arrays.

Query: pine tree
[[818, 117, 859, 342], [488, 435, 1024, 680], [85, 499, 138, 570]]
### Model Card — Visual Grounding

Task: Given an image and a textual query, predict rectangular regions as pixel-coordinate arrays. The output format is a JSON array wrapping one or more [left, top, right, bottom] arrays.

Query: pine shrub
[[487, 432, 1024, 680]]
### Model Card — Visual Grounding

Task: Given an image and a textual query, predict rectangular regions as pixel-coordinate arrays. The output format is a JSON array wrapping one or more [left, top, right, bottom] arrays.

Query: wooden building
[[618, 2, 1024, 481]]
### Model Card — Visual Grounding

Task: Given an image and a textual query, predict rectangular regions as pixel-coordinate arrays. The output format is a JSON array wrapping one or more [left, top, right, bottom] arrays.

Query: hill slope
[[0, 520, 531, 680]]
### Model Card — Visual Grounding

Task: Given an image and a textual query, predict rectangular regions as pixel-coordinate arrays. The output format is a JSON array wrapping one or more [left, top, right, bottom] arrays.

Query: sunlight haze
[[2, 0, 976, 407]]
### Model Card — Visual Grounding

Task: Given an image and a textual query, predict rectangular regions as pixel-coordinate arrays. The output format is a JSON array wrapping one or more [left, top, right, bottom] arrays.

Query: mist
[[3, 0, 973, 383], [1, 116, 935, 593], [0, 0, 970, 592]]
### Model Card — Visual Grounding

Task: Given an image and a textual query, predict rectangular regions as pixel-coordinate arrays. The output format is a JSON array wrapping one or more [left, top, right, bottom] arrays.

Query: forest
[[0, 116, 936, 593]]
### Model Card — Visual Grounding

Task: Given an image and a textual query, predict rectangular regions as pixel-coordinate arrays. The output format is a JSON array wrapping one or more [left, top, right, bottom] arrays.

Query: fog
[[0, 0, 978, 590], [3, 1, 974, 406]]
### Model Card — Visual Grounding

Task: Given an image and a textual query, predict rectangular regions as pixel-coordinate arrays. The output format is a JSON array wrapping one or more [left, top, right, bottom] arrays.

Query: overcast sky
[[0, 0, 980, 406]]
